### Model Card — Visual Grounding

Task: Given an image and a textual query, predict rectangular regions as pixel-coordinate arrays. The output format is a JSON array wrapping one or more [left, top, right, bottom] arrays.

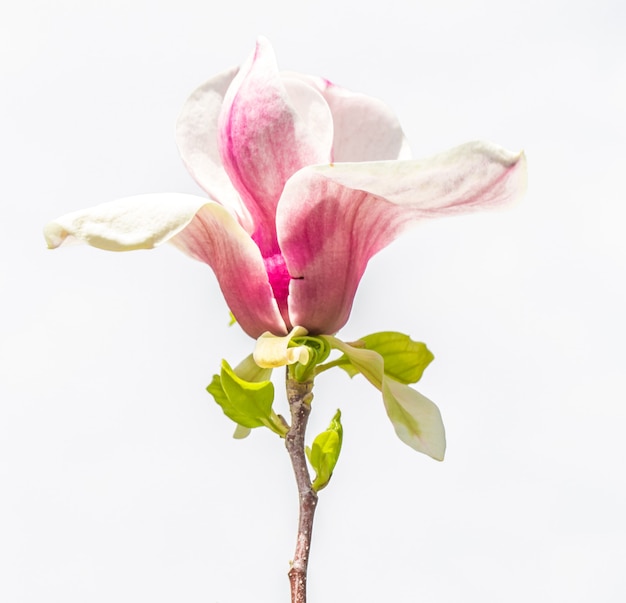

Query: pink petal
[[277, 141, 527, 334], [286, 73, 412, 162], [218, 38, 333, 256], [175, 66, 253, 230], [169, 204, 288, 338], [44, 194, 286, 338]]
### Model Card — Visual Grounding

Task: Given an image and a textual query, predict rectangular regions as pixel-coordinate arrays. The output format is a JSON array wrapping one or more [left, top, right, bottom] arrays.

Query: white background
[[2, 0, 625, 601]]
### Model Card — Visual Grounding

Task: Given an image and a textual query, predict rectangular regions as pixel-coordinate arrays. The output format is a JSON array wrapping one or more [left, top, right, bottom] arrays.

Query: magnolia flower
[[44, 38, 526, 340]]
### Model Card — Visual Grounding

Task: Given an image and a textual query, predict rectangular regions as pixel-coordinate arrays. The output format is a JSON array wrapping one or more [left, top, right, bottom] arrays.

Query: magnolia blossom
[[44, 38, 526, 339]]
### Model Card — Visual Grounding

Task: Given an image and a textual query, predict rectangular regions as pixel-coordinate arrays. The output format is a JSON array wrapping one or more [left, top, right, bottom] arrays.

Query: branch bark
[[285, 370, 317, 603]]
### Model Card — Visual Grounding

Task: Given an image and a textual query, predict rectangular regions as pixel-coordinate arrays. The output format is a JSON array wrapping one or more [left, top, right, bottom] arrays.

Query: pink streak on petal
[[170, 203, 287, 338], [263, 252, 293, 329], [278, 142, 526, 334]]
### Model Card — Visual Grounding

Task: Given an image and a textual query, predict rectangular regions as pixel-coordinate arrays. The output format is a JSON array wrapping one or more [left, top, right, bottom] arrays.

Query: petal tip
[[43, 223, 67, 249], [508, 148, 529, 202]]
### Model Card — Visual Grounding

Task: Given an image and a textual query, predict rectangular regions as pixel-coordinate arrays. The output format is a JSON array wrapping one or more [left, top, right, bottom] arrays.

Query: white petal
[[175, 67, 252, 227], [282, 72, 411, 161], [253, 326, 310, 368], [44, 193, 208, 250], [382, 378, 446, 461], [233, 353, 273, 383]]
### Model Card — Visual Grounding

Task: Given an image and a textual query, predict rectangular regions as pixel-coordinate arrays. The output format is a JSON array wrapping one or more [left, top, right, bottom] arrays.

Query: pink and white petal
[[281, 76, 334, 154], [44, 193, 211, 251], [282, 72, 411, 161], [304, 141, 527, 212], [325, 86, 412, 161], [218, 38, 333, 254], [175, 66, 252, 229], [279, 183, 405, 334], [382, 378, 446, 461], [169, 203, 288, 338], [278, 142, 526, 334], [44, 194, 287, 338]]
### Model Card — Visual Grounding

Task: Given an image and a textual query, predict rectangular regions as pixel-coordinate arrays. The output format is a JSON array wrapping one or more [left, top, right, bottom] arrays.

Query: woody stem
[[285, 370, 317, 603]]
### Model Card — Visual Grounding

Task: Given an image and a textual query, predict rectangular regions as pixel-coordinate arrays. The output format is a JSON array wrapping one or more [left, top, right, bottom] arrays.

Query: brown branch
[[285, 370, 318, 603]]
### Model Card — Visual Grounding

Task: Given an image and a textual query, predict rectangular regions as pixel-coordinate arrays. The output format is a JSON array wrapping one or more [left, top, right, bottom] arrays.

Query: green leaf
[[358, 332, 434, 384], [219, 355, 273, 439], [306, 410, 343, 491], [206, 360, 288, 437]]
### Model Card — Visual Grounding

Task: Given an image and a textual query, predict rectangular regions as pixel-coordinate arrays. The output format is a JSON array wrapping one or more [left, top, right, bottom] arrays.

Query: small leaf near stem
[[306, 409, 343, 491], [285, 367, 317, 603], [207, 360, 288, 437]]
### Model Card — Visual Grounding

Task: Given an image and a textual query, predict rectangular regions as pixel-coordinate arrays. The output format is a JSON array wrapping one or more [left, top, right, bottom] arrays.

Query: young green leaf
[[207, 360, 288, 437], [306, 410, 343, 491], [213, 354, 274, 439]]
